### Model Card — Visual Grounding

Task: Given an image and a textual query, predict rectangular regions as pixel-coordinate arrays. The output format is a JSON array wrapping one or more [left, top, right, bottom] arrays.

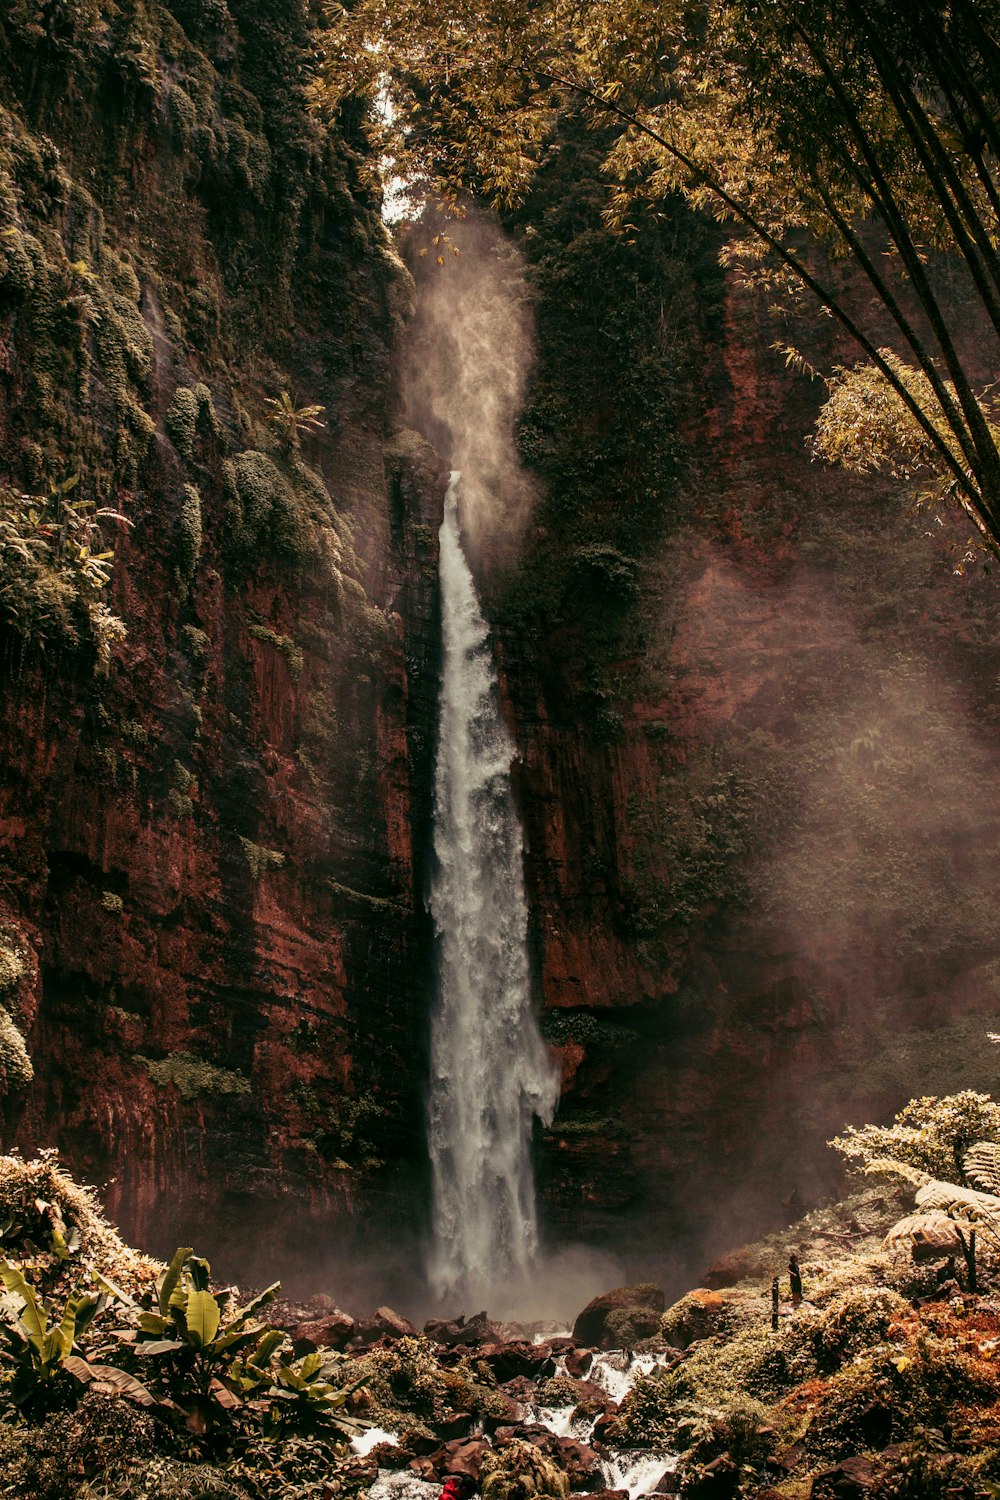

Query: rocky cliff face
[[492, 179, 1000, 1288], [2, 10, 999, 1304], [0, 0, 446, 1290]]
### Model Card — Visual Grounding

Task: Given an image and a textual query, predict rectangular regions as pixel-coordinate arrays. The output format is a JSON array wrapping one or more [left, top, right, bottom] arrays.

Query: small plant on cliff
[[263, 390, 326, 452], [0, 476, 128, 669]]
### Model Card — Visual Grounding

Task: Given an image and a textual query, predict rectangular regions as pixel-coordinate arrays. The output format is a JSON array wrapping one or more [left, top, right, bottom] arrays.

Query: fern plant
[[263, 391, 326, 451]]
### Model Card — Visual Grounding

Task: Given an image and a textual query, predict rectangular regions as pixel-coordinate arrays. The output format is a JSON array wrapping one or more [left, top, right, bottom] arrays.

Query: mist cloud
[[399, 212, 538, 560]]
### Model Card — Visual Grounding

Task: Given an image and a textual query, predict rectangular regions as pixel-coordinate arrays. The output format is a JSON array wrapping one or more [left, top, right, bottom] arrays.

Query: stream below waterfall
[[360, 1349, 678, 1500]]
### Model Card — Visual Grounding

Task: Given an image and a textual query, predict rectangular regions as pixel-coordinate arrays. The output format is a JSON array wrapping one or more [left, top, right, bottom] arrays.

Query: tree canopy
[[317, 0, 1000, 549]]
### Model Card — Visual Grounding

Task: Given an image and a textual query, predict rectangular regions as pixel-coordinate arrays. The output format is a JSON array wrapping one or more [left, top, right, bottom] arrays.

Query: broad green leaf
[[209, 1376, 241, 1410], [185, 1290, 221, 1349], [138, 1312, 169, 1335], [157, 1246, 193, 1315], [228, 1282, 281, 1331], [0, 1261, 44, 1347], [247, 1330, 284, 1368], [186, 1256, 211, 1292], [207, 1328, 263, 1357], [63, 1356, 157, 1407]]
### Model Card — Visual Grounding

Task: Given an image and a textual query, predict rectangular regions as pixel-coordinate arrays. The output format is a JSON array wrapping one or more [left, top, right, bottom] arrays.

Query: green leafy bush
[[480, 1438, 569, 1500], [832, 1092, 1000, 1185]]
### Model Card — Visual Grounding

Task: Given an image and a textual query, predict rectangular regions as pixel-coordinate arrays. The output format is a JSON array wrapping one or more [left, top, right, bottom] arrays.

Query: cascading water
[[426, 472, 560, 1307]]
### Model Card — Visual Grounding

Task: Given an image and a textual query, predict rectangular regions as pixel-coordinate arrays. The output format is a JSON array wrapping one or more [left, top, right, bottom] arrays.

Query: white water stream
[[426, 474, 560, 1306]]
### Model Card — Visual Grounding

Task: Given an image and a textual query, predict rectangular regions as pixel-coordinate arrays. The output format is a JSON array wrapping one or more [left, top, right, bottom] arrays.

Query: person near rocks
[[788, 1253, 803, 1305]]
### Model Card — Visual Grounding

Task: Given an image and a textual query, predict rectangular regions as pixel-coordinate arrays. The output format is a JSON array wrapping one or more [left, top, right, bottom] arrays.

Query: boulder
[[435, 1412, 475, 1440], [590, 1410, 622, 1444], [702, 1246, 767, 1289], [451, 1310, 501, 1346], [350, 1306, 418, 1348], [480, 1340, 555, 1380], [565, 1347, 594, 1378], [293, 1311, 356, 1351], [659, 1289, 734, 1349], [883, 1210, 967, 1263], [681, 1452, 739, 1498], [572, 1285, 666, 1350], [553, 1437, 600, 1488], [425, 1317, 464, 1345], [436, 1438, 491, 1480], [809, 1455, 878, 1498]]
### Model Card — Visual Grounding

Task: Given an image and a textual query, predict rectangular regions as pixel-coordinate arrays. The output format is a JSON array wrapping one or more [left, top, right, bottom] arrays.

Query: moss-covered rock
[[480, 1439, 569, 1500]]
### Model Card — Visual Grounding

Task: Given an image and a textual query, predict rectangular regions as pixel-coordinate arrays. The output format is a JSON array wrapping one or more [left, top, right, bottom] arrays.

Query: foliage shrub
[[480, 1438, 569, 1500], [0, 1395, 158, 1500], [333, 1336, 507, 1428], [238, 838, 284, 879], [811, 1288, 911, 1373], [0, 940, 25, 994], [832, 1091, 1000, 1185], [224, 452, 309, 560], [166, 385, 218, 462], [0, 1151, 154, 1287]]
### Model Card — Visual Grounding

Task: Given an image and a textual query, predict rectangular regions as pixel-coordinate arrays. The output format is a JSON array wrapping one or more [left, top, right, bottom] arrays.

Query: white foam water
[[351, 1427, 400, 1457], [426, 473, 560, 1308], [368, 1474, 440, 1500], [599, 1449, 677, 1499], [589, 1350, 672, 1405]]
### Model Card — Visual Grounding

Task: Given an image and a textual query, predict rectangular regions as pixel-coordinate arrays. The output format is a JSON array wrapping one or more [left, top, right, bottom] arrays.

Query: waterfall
[[426, 472, 560, 1307]]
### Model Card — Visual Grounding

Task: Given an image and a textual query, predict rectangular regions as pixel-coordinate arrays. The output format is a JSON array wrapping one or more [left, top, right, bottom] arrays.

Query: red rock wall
[[0, 0, 447, 1293], [502, 265, 1000, 1290]]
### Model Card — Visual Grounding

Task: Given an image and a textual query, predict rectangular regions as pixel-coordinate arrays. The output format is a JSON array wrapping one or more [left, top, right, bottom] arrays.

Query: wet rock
[[553, 1436, 600, 1488], [681, 1452, 739, 1498], [565, 1347, 594, 1377], [702, 1246, 768, 1289], [481, 1340, 555, 1379], [502, 1376, 541, 1403], [573, 1285, 666, 1350], [451, 1310, 500, 1346], [410, 1457, 440, 1481], [403, 1429, 445, 1456], [571, 1490, 627, 1500], [350, 1306, 419, 1348], [589, 1411, 622, 1444], [435, 1438, 491, 1479], [883, 1210, 967, 1263], [425, 1317, 465, 1345], [293, 1311, 356, 1351], [481, 1395, 525, 1431], [434, 1412, 475, 1440]]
